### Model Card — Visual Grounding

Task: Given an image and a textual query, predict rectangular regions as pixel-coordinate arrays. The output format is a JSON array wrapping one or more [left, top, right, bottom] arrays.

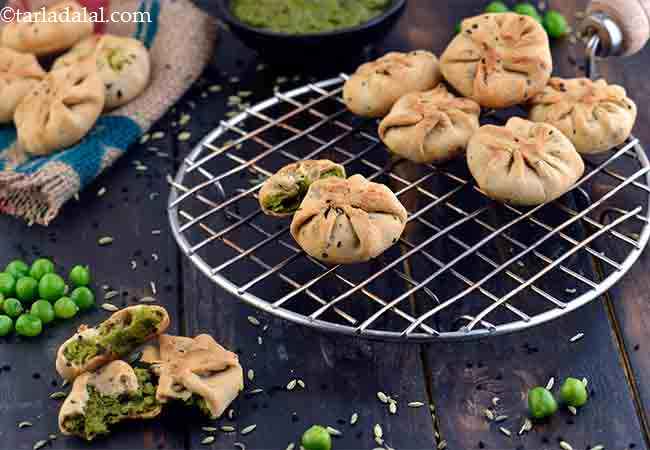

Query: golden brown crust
[[0, 48, 46, 123], [15, 60, 106, 156], [379, 84, 480, 163], [259, 159, 346, 217], [467, 117, 584, 205], [343, 50, 441, 118], [152, 334, 244, 419], [290, 174, 408, 264], [2, 1, 94, 56], [55, 305, 170, 381], [53, 34, 151, 110], [440, 13, 552, 108], [529, 77, 637, 154]]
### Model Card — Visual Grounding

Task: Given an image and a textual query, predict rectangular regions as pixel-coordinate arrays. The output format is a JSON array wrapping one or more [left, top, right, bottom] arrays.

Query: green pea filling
[[231, 0, 392, 35], [63, 308, 165, 366], [185, 394, 212, 418], [264, 166, 345, 214], [63, 368, 159, 440]]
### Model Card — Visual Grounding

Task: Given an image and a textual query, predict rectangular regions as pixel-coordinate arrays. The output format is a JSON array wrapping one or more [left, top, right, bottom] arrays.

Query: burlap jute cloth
[[0, 0, 216, 225]]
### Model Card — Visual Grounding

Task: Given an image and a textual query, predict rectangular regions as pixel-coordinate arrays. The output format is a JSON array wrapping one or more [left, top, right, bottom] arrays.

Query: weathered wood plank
[[0, 109, 184, 449], [585, 37, 650, 436], [177, 24, 438, 450], [419, 1, 649, 449]]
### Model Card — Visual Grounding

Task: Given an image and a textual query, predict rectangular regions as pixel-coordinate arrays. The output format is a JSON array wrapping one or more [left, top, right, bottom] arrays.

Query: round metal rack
[[168, 35, 650, 342]]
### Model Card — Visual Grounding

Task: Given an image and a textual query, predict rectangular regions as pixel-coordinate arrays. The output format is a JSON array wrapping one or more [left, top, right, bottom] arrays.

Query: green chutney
[[231, 0, 392, 34]]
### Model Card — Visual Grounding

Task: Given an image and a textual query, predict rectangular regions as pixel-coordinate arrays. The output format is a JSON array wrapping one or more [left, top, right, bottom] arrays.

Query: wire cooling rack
[[168, 73, 650, 341]]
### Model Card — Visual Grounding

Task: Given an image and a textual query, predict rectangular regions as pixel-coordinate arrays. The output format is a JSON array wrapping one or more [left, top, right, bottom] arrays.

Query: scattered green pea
[[528, 386, 558, 419], [560, 377, 588, 407], [301, 425, 332, 450], [69, 265, 91, 287], [543, 10, 569, 38], [71, 287, 95, 311], [29, 258, 55, 281], [31, 300, 55, 324], [0, 273, 16, 297], [485, 1, 509, 13], [513, 3, 542, 22], [6, 260, 29, 279], [0, 292, 4, 310], [15, 277, 38, 303], [15, 314, 42, 337], [3, 298, 23, 318], [0, 315, 13, 336], [38, 273, 66, 302], [54, 297, 78, 319]]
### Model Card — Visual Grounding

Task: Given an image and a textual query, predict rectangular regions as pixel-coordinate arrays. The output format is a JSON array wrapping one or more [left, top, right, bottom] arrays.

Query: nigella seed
[[337, 242, 342, 248], [322, 253, 328, 258]]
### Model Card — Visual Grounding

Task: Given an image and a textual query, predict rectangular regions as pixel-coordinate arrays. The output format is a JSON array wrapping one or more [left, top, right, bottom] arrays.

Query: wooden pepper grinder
[[581, 0, 650, 56]]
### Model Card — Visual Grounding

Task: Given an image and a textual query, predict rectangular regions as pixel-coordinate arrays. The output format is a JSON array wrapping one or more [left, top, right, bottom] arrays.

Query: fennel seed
[[546, 377, 555, 390], [326, 426, 342, 436], [240, 424, 256, 435]]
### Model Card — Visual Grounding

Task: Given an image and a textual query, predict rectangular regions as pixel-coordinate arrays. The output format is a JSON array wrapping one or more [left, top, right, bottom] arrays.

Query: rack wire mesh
[[168, 71, 650, 341]]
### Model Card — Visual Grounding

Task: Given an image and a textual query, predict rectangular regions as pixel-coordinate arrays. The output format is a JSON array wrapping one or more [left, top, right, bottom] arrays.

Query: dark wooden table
[[2, 1, 650, 449]]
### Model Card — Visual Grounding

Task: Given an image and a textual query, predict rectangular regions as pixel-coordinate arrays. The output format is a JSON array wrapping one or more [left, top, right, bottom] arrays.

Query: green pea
[[3, 298, 23, 318], [560, 377, 588, 407], [31, 300, 55, 324], [38, 273, 66, 302], [15, 314, 42, 337], [513, 3, 542, 22], [69, 265, 91, 287], [15, 277, 38, 303], [54, 297, 78, 319], [0, 292, 4, 310], [455, 22, 461, 34], [301, 425, 332, 450], [71, 287, 95, 311], [485, 1, 509, 13], [543, 10, 569, 38], [0, 315, 13, 336], [528, 386, 558, 419], [5, 260, 29, 279], [0, 272, 16, 297], [30, 258, 55, 281]]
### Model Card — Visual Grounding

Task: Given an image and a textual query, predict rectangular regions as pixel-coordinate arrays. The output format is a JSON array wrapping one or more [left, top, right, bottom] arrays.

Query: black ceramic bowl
[[216, 0, 407, 62]]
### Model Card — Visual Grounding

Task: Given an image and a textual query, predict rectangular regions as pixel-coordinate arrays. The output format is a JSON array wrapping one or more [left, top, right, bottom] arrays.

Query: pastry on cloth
[[0, 48, 46, 124], [440, 13, 552, 108], [142, 334, 243, 419], [2, 0, 94, 56], [343, 50, 441, 118], [259, 160, 346, 217], [290, 174, 408, 264], [53, 34, 152, 110], [529, 78, 637, 155], [56, 305, 170, 381], [14, 60, 106, 156], [58, 360, 161, 441], [378, 84, 481, 164], [467, 117, 584, 205]]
